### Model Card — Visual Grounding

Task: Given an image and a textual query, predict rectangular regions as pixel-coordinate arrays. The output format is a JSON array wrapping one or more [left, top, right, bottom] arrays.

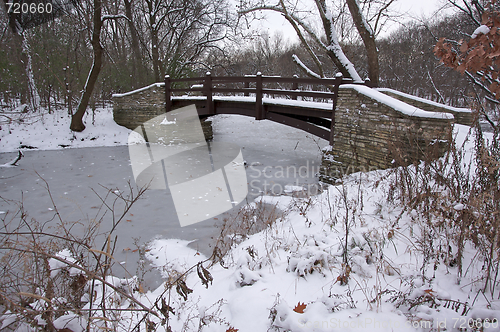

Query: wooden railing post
[[255, 72, 263, 120], [330, 73, 343, 146], [165, 75, 171, 113], [205, 71, 214, 115], [292, 74, 298, 100], [244, 80, 250, 97]]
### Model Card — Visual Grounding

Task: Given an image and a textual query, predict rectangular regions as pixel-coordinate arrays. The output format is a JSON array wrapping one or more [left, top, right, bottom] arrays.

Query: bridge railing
[[164, 73, 372, 143], [165, 73, 372, 113]]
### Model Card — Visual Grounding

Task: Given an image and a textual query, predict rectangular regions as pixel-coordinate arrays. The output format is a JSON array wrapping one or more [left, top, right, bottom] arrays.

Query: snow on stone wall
[[377, 88, 472, 126], [320, 87, 453, 182]]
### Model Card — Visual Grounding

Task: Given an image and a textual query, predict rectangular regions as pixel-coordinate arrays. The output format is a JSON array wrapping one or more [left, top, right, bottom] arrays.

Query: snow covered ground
[[0, 107, 130, 153], [1, 107, 500, 331]]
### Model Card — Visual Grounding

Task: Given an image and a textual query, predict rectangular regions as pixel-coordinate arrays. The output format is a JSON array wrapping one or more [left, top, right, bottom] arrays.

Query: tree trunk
[[346, 0, 379, 86], [11, 33, 29, 105], [151, 29, 161, 82], [147, 0, 161, 82], [11, 33, 40, 109], [314, 0, 362, 82], [124, 0, 145, 88], [70, 0, 103, 132]]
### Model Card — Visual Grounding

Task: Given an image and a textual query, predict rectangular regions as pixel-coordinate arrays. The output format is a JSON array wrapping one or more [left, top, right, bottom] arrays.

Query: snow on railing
[[112, 83, 165, 98], [343, 85, 455, 120], [376, 88, 471, 114]]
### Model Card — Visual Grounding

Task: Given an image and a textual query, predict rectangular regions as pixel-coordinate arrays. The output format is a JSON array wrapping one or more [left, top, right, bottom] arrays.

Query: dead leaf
[[137, 284, 145, 293], [388, 229, 394, 239], [293, 302, 307, 313], [423, 289, 435, 295], [176, 280, 193, 300], [226, 327, 238, 332], [460, 41, 468, 53]]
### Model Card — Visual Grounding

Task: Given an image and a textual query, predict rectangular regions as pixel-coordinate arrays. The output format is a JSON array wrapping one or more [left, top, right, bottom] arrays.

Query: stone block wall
[[112, 83, 213, 140], [113, 83, 166, 130], [319, 86, 453, 183]]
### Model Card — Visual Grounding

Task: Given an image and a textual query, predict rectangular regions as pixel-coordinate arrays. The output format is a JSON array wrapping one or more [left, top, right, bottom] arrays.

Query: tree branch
[[278, 0, 325, 77], [102, 14, 130, 22], [292, 54, 321, 78]]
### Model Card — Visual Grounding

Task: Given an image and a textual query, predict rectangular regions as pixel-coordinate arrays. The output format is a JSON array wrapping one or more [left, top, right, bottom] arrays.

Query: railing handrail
[[165, 75, 369, 86]]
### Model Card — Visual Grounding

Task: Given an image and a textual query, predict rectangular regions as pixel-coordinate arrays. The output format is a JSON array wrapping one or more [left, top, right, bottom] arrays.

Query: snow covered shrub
[[0, 181, 164, 331], [387, 113, 500, 296], [211, 200, 284, 266], [330, 181, 364, 285], [286, 245, 331, 277]]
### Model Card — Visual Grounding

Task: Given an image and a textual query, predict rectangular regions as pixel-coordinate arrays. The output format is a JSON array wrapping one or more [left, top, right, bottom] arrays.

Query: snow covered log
[[0, 151, 24, 167]]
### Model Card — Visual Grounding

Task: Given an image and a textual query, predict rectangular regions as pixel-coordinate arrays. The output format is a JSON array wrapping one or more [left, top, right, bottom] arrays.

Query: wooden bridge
[[114, 74, 458, 179], [164, 73, 373, 145]]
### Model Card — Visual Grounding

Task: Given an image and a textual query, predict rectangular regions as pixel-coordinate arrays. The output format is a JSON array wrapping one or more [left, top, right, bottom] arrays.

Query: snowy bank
[[0, 107, 131, 153]]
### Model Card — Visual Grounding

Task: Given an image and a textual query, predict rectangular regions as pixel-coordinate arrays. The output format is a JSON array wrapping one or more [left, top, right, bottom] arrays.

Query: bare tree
[[346, 0, 390, 85], [70, 0, 127, 132], [239, 0, 397, 84], [123, 0, 146, 88], [139, 0, 233, 81]]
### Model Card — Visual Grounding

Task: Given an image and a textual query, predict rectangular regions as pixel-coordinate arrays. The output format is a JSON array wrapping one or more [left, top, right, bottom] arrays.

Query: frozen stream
[[0, 115, 328, 289]]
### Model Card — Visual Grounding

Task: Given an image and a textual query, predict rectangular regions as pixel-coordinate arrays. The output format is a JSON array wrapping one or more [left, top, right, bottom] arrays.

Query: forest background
[[0, 0, 495, 125]]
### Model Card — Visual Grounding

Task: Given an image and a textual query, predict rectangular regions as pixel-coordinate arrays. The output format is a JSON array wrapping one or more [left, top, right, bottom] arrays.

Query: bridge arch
[[170, 96, 333, 142]]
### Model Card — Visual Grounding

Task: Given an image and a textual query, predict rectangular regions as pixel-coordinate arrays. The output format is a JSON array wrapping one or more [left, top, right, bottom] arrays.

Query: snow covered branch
[[0, 151, 23, 167], [102, 14, 130, 22], [239, 0, 363, 81], [292, 54, 321, 79]]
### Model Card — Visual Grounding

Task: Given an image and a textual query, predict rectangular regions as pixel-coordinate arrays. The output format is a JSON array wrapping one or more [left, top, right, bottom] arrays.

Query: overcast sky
[[397, 0, 445, 16], [249, 0, 454, 42]]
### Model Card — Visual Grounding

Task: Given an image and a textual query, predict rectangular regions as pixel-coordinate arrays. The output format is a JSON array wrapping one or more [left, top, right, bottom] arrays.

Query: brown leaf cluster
[[434, 1, 500, 99]]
